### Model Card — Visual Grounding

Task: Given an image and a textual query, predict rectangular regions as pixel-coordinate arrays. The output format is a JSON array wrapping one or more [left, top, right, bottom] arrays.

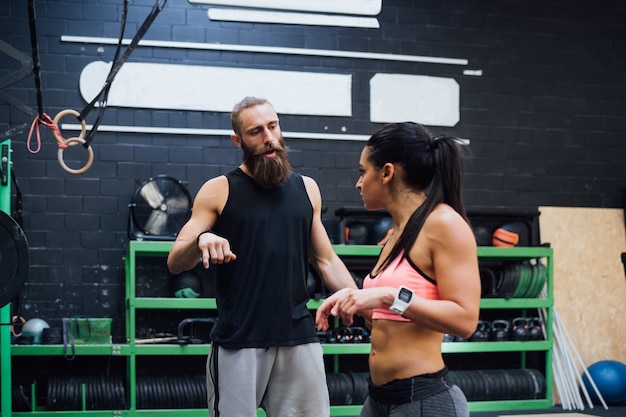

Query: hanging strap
[[62, 318, 76, 361], [78, 0, 167, 149], [25, 0, 165, 174], [27, 0, 44, 119]]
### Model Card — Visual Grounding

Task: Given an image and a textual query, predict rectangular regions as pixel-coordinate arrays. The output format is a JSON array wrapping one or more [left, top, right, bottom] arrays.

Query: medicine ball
[[371, 217, 393, 245], [22, 318, 50, 345], [172, 271, 202, 298], [344, 222, 369, 245], [582, 360, 626, 405], [492, 222, 527, 247], [473, 225, 492, 246]]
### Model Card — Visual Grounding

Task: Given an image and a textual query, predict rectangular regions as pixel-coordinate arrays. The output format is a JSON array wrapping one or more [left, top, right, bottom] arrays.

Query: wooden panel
[[369, 73, 460, 127], [79, 61, 352, 116], [539, 207, 626, 366]]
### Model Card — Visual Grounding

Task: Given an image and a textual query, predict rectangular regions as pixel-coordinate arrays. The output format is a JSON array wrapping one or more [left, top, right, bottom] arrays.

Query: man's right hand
[[197, 232, 237, 269]]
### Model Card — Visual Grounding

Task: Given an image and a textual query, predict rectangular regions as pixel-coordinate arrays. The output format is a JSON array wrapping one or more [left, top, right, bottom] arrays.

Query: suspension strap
[[78, 0, 167, 149]]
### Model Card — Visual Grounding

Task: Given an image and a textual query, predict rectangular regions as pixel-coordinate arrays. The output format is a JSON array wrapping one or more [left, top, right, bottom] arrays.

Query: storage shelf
[[9, 340, 551, 357], [6, 240, 553, 415], [132, 297, 217, 309], [442, 340, 551, 353], [480, 298, 552, 309], [117, 297, 555, 311], [10, 399, 554, 416], [11, 344, 129, 356], [468, 398, 553, 412], [134, 344, 210, 355]]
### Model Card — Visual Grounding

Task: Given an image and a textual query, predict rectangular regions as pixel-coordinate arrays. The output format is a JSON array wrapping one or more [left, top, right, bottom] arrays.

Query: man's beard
[[241, 138, 292, 189]]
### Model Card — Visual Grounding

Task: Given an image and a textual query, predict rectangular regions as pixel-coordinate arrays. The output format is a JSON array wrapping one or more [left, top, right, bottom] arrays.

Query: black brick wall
[[1, 0, 625, 323]]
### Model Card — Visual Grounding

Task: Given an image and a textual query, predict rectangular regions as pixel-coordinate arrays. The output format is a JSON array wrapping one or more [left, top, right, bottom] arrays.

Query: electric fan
[[128, 175, 192, 240]]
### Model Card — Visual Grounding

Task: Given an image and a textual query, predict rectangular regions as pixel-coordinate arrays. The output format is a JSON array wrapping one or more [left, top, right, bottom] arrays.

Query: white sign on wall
[[370, 74, 460, 127], [79, 61, 353, 117]]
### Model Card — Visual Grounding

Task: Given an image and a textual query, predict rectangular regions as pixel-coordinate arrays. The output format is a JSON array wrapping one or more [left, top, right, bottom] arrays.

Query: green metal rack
[[5, 236, 554, 415], [1, 139, 13, 417]]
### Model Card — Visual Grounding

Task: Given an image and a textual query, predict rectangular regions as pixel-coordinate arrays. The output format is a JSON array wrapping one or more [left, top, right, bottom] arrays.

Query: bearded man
[[167, 97, 357, 417]]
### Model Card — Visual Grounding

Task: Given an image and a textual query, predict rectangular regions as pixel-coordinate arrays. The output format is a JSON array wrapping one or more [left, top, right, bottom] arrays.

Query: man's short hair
[[231, 97, 272, 136]]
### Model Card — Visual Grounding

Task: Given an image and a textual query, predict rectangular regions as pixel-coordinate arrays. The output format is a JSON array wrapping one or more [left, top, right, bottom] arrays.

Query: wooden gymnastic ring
[[57, 137, 94, 175], [11, 315, 26, 337], [52, 109, 86, 143]]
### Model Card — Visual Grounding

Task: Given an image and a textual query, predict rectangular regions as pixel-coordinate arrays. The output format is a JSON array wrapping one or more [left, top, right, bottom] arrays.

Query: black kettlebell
[[172, 271, 202, 298], [491, 319, 510, 341], [334, 327, 354, 343], [510, 317, 530, 341], [469, 320, 491, 342], [528, 317, 543, 340]]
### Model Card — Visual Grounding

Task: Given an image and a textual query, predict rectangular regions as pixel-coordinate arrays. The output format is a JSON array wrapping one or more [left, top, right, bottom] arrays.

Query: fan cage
[[128, 175, 192, 241]]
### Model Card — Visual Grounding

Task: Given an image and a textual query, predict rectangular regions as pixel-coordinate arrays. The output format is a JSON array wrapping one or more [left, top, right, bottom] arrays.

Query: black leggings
[[360, 369, 469, 417]]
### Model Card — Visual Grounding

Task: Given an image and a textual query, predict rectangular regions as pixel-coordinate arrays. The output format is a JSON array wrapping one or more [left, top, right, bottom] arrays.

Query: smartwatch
[[390, 286, 413, 315]]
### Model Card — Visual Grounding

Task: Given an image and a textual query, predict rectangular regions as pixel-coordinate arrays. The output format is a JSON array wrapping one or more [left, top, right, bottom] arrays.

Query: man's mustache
[[257, 142, 284, 155]]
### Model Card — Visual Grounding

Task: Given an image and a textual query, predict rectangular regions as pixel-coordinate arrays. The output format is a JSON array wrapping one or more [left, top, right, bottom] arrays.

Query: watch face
[[398, 287, 412, 302]]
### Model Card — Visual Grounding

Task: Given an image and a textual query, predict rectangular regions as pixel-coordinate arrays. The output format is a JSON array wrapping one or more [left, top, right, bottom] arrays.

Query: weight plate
[[525, 264, 538, 298], [515, 263, 531, 298], [0, 210, 29, 307]]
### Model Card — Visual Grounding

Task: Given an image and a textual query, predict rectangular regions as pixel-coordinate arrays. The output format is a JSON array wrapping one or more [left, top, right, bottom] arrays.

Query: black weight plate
[[135, 377, 142, 409], [172, 375, 185, 408], [137, 377, 145, 409], [186, 375, 196, 408], [196, 374, 207, 408], [65, 377, 76, 410], [148, 376, 157, 409], [173, 376, 184, 409], [151, 377, 162, 409], [341, 372, 353, 405], [160, 376, 172, 409], [196, 374, 208, 408], [103, 376, 114, 410], [171, 375, 186, 408], [156, 377, 167, 409], [46, 377, 56, 410], [117, 376, 128, 409], [0, 210, 29, 308]]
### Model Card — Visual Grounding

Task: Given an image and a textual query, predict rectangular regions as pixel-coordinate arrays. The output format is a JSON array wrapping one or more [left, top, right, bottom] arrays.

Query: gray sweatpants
[[206, 343, 330, 417]]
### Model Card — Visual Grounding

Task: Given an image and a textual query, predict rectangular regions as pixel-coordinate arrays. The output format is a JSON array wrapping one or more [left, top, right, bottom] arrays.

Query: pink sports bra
[[363, 251, 441, 321]]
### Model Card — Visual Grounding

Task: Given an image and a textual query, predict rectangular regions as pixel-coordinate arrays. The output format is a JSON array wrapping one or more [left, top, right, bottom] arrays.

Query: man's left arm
[[302, 177, 357, 292]]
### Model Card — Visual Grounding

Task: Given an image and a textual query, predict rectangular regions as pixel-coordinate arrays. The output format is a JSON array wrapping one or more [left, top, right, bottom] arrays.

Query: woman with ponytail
[[316, 122, 480, 416]]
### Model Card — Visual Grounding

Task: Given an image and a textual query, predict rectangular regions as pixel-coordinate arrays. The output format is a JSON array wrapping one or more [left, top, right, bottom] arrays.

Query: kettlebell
[[491, 319, 510, 341], [527, 317, 543, 340], [469, 320, 491, 342], [172, 271, 202, 298], [510, 317, 530, 341]]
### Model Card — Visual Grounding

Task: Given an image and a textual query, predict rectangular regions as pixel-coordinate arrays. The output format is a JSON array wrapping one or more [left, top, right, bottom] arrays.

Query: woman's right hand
[[315, 288, 354, 330]]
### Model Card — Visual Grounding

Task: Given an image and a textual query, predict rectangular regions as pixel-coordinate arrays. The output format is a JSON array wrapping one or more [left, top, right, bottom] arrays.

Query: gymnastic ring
[[57, 137, 94, 175], [52, 109, 87, 143], [11, 315, 26, 337]]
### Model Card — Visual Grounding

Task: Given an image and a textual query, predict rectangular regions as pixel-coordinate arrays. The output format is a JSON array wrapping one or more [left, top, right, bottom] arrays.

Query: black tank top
[[210, 168, 319, 348]]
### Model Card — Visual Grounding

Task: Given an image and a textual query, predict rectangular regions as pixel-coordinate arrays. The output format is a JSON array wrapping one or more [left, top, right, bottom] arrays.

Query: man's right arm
[[167, 176, 233, 274]]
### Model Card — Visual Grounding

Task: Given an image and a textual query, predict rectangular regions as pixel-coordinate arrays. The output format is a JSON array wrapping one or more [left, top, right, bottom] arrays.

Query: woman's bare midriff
[[368, 319, 445, 386]]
